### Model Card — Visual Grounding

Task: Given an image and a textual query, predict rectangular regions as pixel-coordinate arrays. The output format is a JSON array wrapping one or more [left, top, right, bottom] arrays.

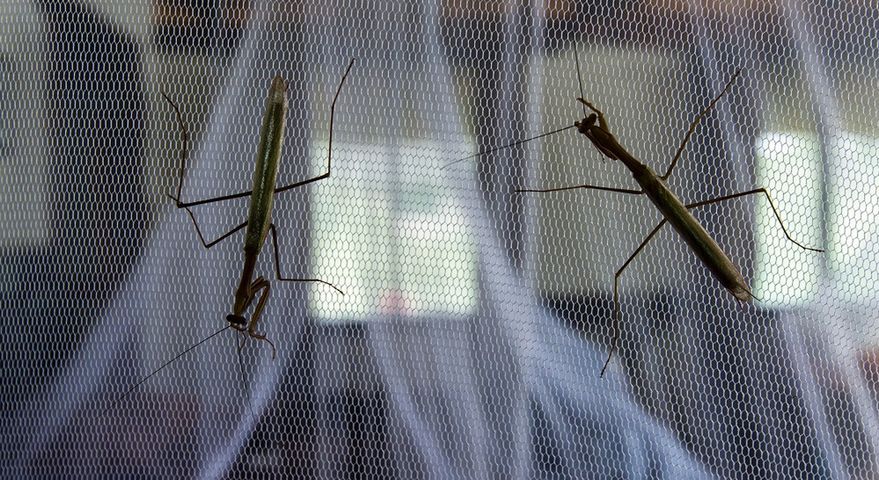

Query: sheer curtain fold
[[9, 0, 878, 478]]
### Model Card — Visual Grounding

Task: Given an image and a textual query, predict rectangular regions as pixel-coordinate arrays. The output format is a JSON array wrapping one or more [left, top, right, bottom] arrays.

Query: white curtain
[[5, 0, 878, 478]]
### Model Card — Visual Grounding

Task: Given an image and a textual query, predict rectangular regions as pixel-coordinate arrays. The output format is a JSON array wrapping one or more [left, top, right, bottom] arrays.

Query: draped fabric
[[5, 1, 878, 478]]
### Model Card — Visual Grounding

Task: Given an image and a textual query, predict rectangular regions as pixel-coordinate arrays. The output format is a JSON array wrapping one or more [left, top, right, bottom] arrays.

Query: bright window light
[[309, 140, 478, 321]]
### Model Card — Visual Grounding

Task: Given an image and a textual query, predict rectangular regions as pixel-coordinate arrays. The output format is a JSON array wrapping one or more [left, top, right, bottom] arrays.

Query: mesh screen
[[4, 1, 879, 478]]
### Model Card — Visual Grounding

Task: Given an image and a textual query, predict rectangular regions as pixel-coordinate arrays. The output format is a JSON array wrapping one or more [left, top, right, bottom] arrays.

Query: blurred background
[[3, 0, 879, 478]]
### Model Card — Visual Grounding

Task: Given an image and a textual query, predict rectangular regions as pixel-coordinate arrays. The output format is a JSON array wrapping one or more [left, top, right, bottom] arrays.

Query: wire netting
[[4, 0, 879, 478]]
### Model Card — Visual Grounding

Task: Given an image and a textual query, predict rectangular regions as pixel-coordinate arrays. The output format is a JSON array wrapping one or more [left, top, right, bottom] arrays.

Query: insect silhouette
[[115, 59, 354, 403], [453, 62, 823, 376]]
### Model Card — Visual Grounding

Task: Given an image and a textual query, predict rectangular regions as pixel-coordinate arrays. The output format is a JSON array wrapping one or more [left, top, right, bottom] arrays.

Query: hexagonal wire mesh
[[4, 0, 879, 478]]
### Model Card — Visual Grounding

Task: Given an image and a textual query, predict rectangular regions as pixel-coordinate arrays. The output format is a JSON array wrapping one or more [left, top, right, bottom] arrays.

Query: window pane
[[310, 140, 478, 321]]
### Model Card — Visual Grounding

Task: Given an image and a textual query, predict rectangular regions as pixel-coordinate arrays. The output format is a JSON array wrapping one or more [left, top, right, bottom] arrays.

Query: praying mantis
[[455, 62, 823, 376], [115, 59, 354, 402]]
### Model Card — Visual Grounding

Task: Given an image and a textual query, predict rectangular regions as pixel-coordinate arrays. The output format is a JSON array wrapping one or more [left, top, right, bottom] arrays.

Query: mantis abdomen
[[635, 166, 751, 302], [243, 76, 288, 256]]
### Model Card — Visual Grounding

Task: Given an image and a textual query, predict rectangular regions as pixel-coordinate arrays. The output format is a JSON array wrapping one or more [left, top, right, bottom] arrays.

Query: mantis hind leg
[[602, 219, 667, 377], [686, 187, 823, 253]]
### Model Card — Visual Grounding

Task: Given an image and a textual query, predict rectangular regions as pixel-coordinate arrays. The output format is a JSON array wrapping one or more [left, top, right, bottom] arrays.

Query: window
[[310, 139, 478, 321], [755, 131, 879, 312]]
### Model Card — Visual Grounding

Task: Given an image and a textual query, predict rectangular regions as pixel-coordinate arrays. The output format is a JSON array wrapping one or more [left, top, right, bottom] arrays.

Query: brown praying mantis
[[115, 59, 354, 403], [453, 64, 823, 376]]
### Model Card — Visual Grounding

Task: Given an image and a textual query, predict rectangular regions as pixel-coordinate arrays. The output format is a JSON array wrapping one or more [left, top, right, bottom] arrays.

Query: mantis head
[[573, 112, 621, 163], [227, 284, 278, 359], [226, 313, 248, 331], [574, 113, 598, 136]]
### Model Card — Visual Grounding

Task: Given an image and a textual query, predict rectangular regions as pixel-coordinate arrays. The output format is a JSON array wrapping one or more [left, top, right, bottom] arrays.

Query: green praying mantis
[[115, 59, 354, 403], [453, 62, 823, 376]]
